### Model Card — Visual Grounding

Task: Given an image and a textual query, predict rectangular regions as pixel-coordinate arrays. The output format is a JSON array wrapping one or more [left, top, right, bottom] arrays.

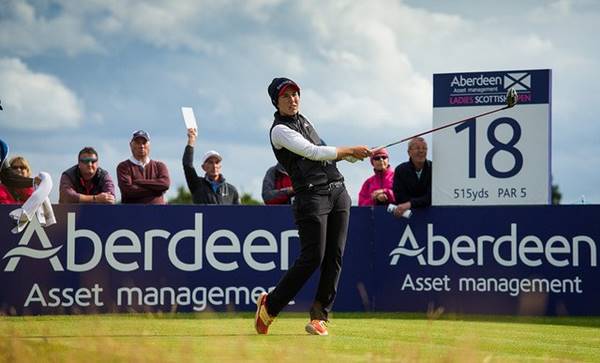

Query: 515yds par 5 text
[[453, 187, 527, 201]]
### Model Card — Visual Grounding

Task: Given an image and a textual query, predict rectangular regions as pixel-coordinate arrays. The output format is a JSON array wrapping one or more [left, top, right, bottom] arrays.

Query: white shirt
[[129, 156, 150, 168], [271, 122, 338, 161]]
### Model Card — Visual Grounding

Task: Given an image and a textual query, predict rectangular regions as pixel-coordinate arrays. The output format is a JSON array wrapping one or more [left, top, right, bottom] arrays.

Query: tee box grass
[[1, 312, 599, 362]]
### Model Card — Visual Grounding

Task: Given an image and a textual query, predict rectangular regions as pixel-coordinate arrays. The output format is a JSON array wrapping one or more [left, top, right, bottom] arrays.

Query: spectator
[[117, 130, 170, 204], [392, 137, 432, 218], [262, 162, 293, 204], [0, 156, 34, 204], [358, 148, 395, 206], [182, 128, 239, 204], [0, 143, 31, 190], [0, 184, 15, 204], [59, 147, 116, 204], [0, 139, 55, 232], [8, 156, 31, 178]]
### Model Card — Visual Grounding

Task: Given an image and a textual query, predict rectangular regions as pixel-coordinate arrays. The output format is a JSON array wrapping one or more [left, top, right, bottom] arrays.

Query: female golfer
[[255, 78, 370, 336]]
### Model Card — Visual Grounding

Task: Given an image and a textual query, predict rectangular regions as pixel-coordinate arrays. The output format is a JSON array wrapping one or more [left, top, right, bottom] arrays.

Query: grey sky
[[1, 0, 598, 204]]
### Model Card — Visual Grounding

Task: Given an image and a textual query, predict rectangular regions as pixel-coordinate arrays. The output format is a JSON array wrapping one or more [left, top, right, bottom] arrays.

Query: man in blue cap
[[254, 77, 371, 336]]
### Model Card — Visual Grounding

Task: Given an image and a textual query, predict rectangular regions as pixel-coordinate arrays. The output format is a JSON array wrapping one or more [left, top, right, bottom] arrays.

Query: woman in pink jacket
[[358, 148, 395, 206]]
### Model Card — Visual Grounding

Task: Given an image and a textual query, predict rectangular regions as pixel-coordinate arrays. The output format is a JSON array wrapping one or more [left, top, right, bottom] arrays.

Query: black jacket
[[0, 165, 32, 188], [182, 145, 239, 205], [60, 165, 112, 196], [392, 159, 432, 208]]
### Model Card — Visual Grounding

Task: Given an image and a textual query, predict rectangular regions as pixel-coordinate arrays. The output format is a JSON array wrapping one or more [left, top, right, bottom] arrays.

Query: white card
[[181, 107, 198, 130]]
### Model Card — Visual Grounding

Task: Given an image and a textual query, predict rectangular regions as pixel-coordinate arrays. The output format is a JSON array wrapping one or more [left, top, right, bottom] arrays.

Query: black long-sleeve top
[[392, 159, 432, 208], [182, 145, 239, 205], [0, 165, 33, 188]]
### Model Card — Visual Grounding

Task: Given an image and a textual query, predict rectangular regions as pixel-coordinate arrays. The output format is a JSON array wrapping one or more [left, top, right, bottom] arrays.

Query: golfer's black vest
[[270, 113, 343, 192]]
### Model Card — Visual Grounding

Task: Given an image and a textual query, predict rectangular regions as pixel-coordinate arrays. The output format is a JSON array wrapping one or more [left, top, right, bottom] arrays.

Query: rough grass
[[1, 312, 599, 362]]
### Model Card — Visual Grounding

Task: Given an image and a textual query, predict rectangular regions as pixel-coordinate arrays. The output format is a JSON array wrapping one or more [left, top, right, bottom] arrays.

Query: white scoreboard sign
[[432, 70, 551, 205]]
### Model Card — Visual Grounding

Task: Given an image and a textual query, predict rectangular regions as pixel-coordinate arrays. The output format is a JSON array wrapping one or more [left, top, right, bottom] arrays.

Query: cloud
[[529, 0, 573, 22], [288, 1, 437, 128], [0, 1, 227, 56], [302, 89, 392, 126], [0, 1, 102, 56], [238, 0, 285, 23], [94, 1, 217, 53], [0, 57, 84, 130], [1, 0, 599, 205]]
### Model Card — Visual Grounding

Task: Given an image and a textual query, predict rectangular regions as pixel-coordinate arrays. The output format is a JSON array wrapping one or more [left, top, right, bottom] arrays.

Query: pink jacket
[[358, 166, 395, 206]]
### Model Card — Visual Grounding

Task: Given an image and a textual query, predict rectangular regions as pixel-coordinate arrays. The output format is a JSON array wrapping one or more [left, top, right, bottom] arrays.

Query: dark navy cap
[[268, 78, 300, 107], [131, 130, 150, 142]]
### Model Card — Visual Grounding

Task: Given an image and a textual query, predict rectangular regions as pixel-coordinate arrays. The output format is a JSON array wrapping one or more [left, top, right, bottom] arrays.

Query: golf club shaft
[[373, 104, 509, 151]]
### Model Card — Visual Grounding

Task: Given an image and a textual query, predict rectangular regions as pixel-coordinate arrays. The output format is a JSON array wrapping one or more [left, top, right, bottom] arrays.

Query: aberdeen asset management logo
[[3, 212, 299, 273], [3, 217, 64, 271], [388, 224, 597, 268], [389, 226, 426, 265]]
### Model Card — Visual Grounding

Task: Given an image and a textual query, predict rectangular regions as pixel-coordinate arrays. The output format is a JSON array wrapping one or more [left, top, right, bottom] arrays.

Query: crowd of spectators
[[0, 132, 432, 214]]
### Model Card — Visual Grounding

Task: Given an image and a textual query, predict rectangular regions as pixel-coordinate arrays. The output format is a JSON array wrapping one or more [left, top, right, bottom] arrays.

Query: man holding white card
[[182, 127, 239, 205]]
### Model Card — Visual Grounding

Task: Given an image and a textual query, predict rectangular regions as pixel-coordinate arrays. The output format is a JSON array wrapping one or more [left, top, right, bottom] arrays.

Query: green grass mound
[[1, 312, 599, 362]]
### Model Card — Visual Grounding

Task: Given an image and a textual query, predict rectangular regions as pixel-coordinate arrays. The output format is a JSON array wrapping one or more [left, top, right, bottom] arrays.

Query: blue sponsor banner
[[433, 69, 551, 107], [0, 204, 598, 316], [0, 205, 372, 315], [373, 205, 599, 315]]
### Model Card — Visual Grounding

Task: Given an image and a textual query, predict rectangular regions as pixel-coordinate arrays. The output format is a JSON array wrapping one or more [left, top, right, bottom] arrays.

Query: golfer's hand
[[337, 145, 371, 160], [187, 128, 197, 146], [352, 145, 371, 159]]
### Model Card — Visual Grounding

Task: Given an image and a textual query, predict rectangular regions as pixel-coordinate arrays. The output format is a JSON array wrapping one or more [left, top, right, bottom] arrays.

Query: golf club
[[371, 87, 518, 152]]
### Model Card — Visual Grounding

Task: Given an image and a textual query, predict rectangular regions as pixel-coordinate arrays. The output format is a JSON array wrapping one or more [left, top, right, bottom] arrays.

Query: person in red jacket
[[116, 130, 170, 204], [0, 183, 18, 204], [0, 156, 34, 204], [261, 163, 294, 204], [358, 148, 395, 206]]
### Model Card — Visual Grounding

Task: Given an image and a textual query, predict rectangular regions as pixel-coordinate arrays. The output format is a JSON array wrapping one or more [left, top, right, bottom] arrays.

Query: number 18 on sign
[[432, 69, 551, 205]]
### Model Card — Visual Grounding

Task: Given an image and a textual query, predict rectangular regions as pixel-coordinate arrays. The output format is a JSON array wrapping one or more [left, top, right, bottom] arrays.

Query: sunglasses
[[372, 156, 388, 161], [11, 165, 27, 170], [79, 158, 98, 164]]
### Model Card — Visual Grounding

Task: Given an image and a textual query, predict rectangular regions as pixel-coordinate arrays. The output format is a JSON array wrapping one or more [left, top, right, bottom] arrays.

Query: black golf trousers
[[266, 182, 351, 321]]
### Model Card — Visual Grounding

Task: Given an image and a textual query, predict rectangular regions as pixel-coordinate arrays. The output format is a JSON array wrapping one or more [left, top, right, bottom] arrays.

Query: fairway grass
[[1, 312, 599, 362]]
